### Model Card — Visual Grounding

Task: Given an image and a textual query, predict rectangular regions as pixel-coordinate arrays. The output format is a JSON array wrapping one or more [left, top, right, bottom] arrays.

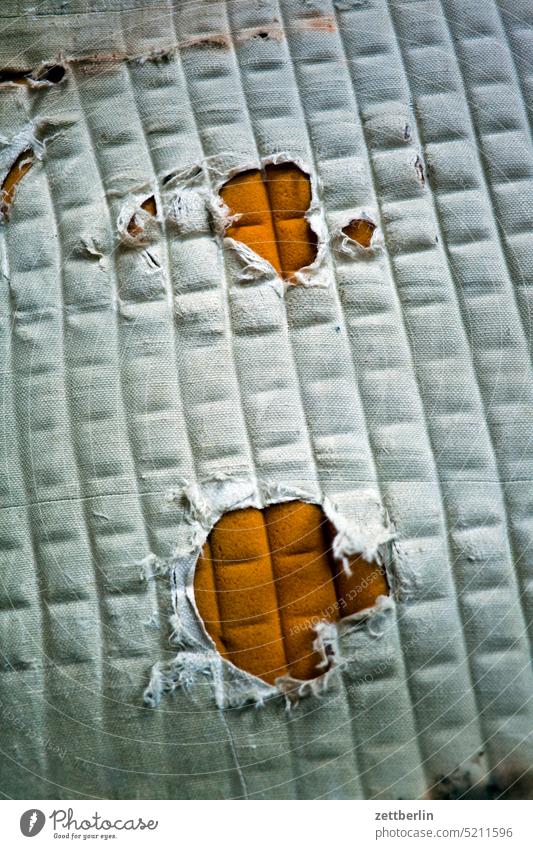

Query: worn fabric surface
[[1, 0, 533, 799]]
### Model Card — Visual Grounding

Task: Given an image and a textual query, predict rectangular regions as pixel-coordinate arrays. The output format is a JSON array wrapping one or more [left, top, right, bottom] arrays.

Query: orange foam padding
[[219, 163, 318, 280], [194, 501, 389, 684], [333, 553, 389, 618], [127, 195, 156, 236], [140, 195, 156, 217], [1, 149, 34, 218], [264, 501, 338, 681], [343, 217, 376, 248], [195, 507, 288, 684]]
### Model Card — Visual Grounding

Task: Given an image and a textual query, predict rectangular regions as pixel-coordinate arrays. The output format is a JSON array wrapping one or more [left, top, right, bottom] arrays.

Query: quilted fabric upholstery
[[0, 0, 532, 799]]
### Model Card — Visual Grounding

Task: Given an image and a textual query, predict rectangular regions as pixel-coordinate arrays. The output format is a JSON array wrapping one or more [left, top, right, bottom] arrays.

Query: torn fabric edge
[[77, 234, 108, 270], [143, 474, 395, 710], [263, 152, 330, 289], [0, 57, 68, 90], [117, 189, 160, 247], [277, 594, 395, 706], [0, 120, 68, 222], [332, 206, 383, 257], [0, 25, 288, 73], [174, 151, 332, 293], [165, 167, 212, 237]]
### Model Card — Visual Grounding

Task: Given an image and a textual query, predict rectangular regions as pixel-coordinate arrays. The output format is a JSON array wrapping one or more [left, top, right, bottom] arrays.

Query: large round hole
[[193, 501, 389, 685]]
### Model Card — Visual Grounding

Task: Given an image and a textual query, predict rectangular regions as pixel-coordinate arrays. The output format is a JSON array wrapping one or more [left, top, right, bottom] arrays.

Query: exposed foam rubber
[[194, 501, 389, 684], [219, 162, 318, 280]]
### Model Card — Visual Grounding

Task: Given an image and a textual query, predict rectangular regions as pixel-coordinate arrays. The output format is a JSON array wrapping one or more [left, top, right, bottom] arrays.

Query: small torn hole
[[219, 162, 318, 281], [1, 149, 35, 219], [163, 164, 203, 187], [182, 34, 229, 50], [193, 501, 389, 686], [140, 195, 156, 217], [127, 195, 157, 236], [415, 154, 426, 187], [0, 63, 66, 86], [36, 64, 66, 84], [342, 217, 376, 248], [141, 248, 161, 269]]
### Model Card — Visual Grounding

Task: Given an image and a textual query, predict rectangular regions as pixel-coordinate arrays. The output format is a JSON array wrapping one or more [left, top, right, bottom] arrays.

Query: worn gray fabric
[[1, 0, 532, 799]]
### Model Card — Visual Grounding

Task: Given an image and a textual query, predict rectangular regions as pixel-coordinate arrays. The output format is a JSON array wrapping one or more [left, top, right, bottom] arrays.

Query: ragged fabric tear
[[117, 191, 159, 247], [231, 151, 331, 290], [215, 153, 331, 292], [311, 594, 394, 661], [167, 472, 259, 536], [137, 551, 168, 582], [333, 208, 381, 256], [0, 119, 73, 221], [272, 599, 396, 709], [323, 495, 394, 570], [164, 164, 213, 236], [0, 118, 73, 169], [156, 153, 331, 293], [144, 475, 396, 710], [0, 59, 67, 89], [78, 235, 108, 270], [143, 653, 213, 708], [144, 646, 274, 711], [275, 667, 335, 708]]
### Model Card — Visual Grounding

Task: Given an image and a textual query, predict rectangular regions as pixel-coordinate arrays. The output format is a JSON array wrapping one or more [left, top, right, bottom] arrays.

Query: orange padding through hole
[[194, 501, 389, 685], [343, 218, 376, 248], [127, 195, 157, 236], [1, 149, 34, 219], [219, 163, 318, 280]]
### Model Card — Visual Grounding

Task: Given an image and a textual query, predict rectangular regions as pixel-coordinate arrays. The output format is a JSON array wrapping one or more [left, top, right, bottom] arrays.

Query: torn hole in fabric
[[77, 235, 108, 271], [333, 208, 381, 257], [234, 24, 284, 43], [0, 60, 67, 89], [219, 163, 318, 279], [117, 191, 160, 247], [0, 119, 72, 222], [158, 154, 330, 294], [0, 149, 34, 220], [143, 476, 395, 710], [163, 163, 213, 236], [214, 153, 331, 292]]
